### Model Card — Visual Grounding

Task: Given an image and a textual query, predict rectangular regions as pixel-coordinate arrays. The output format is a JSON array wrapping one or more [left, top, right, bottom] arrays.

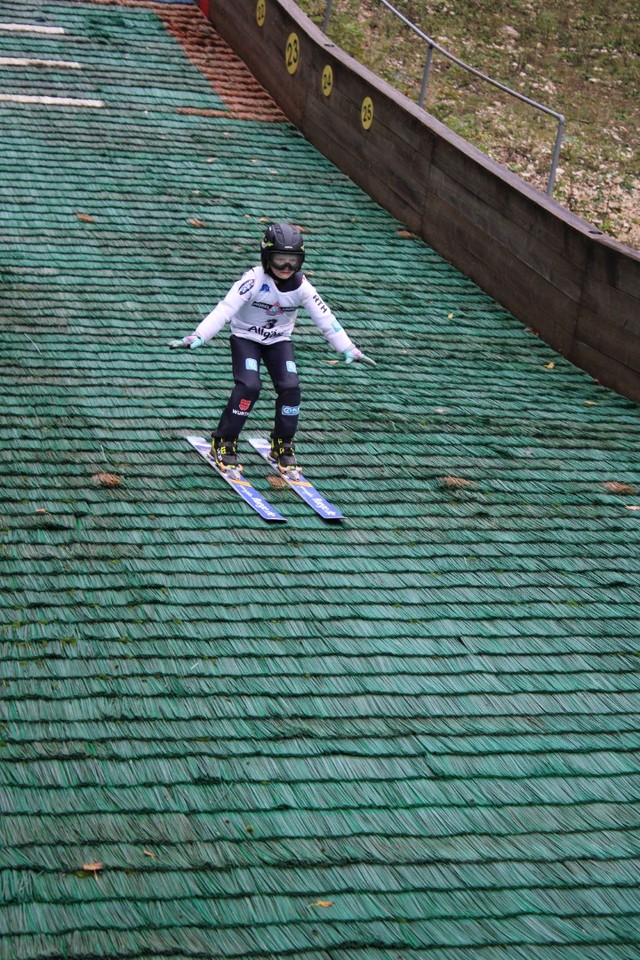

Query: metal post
[[322, 0, 335, 33], [418, 44, 434, 108], [547, 115, 565, 196]]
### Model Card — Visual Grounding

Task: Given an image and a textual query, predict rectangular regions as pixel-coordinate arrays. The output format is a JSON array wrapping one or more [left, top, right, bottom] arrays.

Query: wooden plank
[[427, 164, 586, 302], [576, 299, 640, 375], [570, 340, 640, 401], [421, 190, 580, 357], [302, 93, 430, 229]]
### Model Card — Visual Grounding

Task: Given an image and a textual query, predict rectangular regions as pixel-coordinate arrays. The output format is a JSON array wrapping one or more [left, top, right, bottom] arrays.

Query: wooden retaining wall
[[198, 0, 640, 402]]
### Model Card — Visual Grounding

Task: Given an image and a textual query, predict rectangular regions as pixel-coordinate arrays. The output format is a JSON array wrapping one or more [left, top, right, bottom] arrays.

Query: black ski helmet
[[260, 222, 305, 271]]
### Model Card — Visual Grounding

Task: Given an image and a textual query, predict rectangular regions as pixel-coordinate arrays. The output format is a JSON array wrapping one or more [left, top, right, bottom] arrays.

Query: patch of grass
[[298, 0, 640, 248]]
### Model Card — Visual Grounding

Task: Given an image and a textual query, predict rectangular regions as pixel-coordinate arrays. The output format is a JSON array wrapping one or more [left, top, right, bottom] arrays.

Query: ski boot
[[270, 436, 299, 477], [211, 437, 242, 475]]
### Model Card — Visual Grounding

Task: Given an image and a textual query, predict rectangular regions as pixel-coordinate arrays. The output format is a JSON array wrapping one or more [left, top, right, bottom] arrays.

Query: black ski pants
[[214, 335, 301, 442]]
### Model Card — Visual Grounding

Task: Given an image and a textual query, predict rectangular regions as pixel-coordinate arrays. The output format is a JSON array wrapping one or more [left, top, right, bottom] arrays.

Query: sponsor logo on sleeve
[[312, 294, 328, 313], [245, 358, 259, 371], [286, 360, 297, 373], [239, 278, 255, 296], [282, 405, 300, 416]]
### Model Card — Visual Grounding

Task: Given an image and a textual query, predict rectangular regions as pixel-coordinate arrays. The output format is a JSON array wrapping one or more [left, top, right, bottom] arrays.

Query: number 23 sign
[[286, 33, 300, 75]]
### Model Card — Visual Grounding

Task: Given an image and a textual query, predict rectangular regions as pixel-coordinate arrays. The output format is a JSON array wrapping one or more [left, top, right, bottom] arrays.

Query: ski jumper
[[194, 265, 357, 442]]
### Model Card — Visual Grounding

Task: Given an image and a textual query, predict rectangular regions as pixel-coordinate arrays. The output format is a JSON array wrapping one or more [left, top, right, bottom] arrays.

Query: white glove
[[168, 335, 205, 349], [343, 347, 376, 367]]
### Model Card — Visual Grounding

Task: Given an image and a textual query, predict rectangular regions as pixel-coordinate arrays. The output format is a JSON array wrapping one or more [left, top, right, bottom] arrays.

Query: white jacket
[[195, 265, 355, 353]]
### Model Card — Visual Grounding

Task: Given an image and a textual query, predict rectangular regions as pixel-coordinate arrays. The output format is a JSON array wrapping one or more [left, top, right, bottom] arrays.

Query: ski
[[249, 437, 345, 521], [186, 435, 286, 522]]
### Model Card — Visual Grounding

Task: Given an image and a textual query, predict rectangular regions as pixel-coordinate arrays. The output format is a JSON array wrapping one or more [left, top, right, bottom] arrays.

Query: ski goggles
[[269, 252, 303, 271]]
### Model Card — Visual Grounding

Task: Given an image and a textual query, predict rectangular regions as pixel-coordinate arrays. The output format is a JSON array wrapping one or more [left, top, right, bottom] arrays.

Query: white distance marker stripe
[[0, 93, 104, 107], [0, 57, 81, 68], [0, 23, 66, 34]]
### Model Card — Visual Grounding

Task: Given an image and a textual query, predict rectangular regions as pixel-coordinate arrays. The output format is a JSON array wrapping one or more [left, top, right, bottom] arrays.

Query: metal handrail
[[321, 0, 565, 195]]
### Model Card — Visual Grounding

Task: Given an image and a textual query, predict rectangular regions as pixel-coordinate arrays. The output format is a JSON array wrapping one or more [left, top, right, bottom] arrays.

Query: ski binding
[[249, 437, 345, 521], [186, 435, 286, 522]]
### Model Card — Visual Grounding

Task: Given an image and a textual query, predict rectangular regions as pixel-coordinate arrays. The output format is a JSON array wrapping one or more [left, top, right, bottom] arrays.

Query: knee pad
[[234, 377, 261, 402], [277, 381, 301, 405]]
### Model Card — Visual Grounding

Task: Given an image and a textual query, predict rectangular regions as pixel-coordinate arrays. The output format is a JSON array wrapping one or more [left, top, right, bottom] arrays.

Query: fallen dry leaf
[[544, 362, 556, 369], [176, 107, 227, 117], [91, 472, 124, 487], [604, 481, 636, 494], [76, 212, 96, 223], [82, 861, 103, 874], [396, 229, 418, 238], [143, 849, 157, 859], [308, 899, 333, 908], [441, 475, 477, 489], [188, 217, 205, 228], [266, 474, 288, 489]]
